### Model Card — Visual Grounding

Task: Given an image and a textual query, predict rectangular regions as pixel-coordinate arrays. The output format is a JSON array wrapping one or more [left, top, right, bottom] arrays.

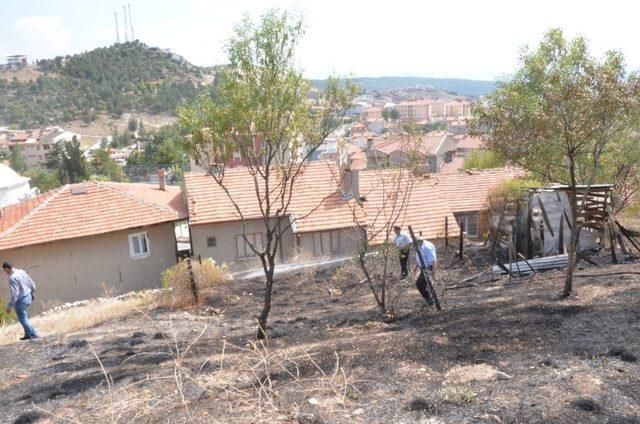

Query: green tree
[[179, 10, 355, 339], [381, 107, 399, 121], [46, 136, 89, 184], [462, 149, 506, 170], [24, 168, 62, 192], [472, 29, 640, 298], [9, 145, 28, 174], [90, 148, 128, 182]]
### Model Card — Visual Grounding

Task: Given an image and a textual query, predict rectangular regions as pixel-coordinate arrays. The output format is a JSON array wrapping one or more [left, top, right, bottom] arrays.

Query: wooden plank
[[537, 197, 555, 237]]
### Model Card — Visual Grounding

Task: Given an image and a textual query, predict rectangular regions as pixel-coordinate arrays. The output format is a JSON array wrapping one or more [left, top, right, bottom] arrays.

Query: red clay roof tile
[[0, 182, 186, 251]]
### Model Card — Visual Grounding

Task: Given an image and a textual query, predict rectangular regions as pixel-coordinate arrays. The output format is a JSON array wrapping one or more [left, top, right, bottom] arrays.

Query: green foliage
[[128, 117, 138, 132], [45, 136, 89, 184], [487, 177, 542, 215], [463, 149, 506, 170], [473, 29, 640, 186], [0, 299, 16, 325], [0, 41, 205, 127], [178, 10, 355, 339], [90, 148, 128, 182], [9, 145, 27, 174], [24, 168, 62, 192], [381, 107, 399, 121]]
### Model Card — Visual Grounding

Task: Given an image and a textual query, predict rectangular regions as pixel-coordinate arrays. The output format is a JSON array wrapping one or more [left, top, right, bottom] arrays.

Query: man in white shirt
[[393, 226, 411, 278], [3, 262, 39, 340], [413, 238, 438, 306]]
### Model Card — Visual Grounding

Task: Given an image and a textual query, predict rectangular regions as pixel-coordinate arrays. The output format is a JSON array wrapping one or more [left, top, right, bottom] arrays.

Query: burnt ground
[[1, 247, 640, 423]]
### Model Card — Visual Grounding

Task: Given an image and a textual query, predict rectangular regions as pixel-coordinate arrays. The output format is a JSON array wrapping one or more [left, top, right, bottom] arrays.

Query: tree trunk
[[257, 258, 275, 340], [563, 158, 579, 299], [562, 234, 576, 298]]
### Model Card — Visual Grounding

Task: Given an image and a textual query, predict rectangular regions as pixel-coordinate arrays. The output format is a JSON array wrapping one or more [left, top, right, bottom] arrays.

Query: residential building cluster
[[0, 126, 80, 167], [0, 157, 519, 312]]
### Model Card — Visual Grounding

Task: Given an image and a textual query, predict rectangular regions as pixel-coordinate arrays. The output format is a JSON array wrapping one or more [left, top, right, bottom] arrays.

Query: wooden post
[[458, 221, 464, 260], [186, 257, 199, 304], [491, 205, 505, 253], [444, 217, 449, 254], [525, 197, 533, 259], [407, 225, 441, 311], [609, 223, 618, 264], [558, 214, 564, 255]]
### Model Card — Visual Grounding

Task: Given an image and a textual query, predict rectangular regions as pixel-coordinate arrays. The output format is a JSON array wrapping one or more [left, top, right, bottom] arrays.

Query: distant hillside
[[0, 41, 210, 128], [311, 76, 495, 97]]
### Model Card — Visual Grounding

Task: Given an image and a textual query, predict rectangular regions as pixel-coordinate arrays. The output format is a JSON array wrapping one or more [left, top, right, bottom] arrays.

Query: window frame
[[236, 233, 263, 259], [313, 230, 341, 256], [128, 231, 150, 259], [459, 214, 479, 237], [207, 236, 217, 248]]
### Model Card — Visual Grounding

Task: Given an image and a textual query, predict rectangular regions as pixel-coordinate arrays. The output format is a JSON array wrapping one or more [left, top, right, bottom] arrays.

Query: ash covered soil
[[1, 250, 640, 423]]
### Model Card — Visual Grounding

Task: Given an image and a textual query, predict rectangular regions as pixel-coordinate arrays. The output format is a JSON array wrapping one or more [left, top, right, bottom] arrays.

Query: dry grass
[[0, 292, 158, 345], [439, 384, 477, 404], [161, 259, 228, 308]]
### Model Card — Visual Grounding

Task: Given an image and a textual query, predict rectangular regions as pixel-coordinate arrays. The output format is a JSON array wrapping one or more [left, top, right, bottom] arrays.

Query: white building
[[0, 164, 37, 207]]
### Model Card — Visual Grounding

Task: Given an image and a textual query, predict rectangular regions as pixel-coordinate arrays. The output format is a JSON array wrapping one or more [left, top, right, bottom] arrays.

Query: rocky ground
[[1, 247, 639, 423]]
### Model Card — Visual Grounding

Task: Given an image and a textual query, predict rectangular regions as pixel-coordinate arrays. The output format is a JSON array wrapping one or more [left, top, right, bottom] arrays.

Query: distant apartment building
[[445, 100, 471, 118], [360, 107, 383, 122], [396, 99, 432, 121], [4, 54, 28, 70], [4, 127, 81, 167], [396, 98, 472, 121]]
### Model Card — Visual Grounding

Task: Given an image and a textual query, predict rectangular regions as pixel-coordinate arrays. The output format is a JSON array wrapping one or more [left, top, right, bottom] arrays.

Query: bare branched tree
[[179, 10, 355, 339], [349, 134, 423, 315]]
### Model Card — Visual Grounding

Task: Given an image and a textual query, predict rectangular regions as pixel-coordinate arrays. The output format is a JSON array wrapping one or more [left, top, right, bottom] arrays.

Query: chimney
[[366, 136, 374, 151], [340, 168, 360, 203], [157, 169, 166, 191]]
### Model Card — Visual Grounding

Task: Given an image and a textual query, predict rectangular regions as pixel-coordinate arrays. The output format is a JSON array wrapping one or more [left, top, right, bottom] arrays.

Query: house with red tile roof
[[366, 132, 456, 172], [183, 161, 365, 270], [434, 168, 523, 237], [357, 169, 461, 244], [454, 135, 485, 157], [0, 181, 187, 312]]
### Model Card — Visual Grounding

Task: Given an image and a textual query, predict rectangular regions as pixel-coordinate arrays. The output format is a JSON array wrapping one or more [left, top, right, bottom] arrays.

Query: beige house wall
[[295, 227, 363, 258], [190, 218, 295, 272], [0, 222, 178, 314], [191, 219, 363, 271]]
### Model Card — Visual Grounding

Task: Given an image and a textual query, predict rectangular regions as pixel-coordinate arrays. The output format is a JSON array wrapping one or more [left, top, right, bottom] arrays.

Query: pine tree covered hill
[[0, 41, 210, 128]]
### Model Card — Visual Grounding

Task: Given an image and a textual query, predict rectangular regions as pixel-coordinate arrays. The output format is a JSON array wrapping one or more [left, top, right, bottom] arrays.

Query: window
[[128, 232, 150, 259], [458, 215, 479, 237], [313, 230, 341, 256], [236, 233, 263, 258], [207, 236, 217, 248]]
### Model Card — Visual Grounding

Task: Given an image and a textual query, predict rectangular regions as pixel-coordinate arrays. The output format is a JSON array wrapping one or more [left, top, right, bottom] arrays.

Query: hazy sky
[[2, 0, 639, 80]]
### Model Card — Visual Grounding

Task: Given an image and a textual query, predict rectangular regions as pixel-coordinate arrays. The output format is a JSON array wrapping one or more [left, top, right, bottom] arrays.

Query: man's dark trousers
[[415, 267, 434, 304], [399, 248, 410, 278]]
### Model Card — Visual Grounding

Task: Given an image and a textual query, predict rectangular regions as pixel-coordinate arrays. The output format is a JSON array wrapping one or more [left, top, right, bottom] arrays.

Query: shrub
[[0, 300, 16, 325], [161, 259, 227, 308], [463, 149, 506, 170], [486, 177, 541, 215], [439, 385, 477, 404]]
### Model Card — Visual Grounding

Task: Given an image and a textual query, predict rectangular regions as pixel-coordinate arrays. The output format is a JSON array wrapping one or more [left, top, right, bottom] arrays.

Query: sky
[[1, 0, 639, 81]]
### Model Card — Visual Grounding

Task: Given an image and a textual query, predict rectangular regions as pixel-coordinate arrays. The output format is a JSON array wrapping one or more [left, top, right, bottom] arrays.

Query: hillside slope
[[0, 41, 209, 128], [1, 253, 639, 422]]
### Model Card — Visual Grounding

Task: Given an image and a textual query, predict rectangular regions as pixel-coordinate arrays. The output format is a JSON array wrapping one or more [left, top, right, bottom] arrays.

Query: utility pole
[[128, 3, 135, 40], [123, 5, 129, 42], [114, 11, 120, 43]]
